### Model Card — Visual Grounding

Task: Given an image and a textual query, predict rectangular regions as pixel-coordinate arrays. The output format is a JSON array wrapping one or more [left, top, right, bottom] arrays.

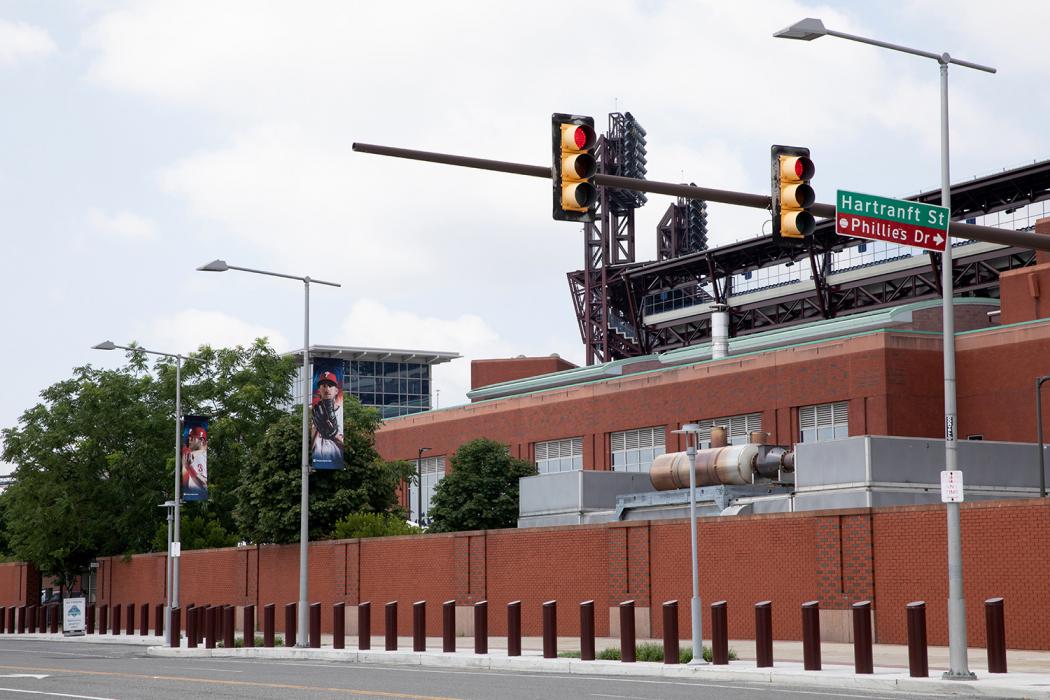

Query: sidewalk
[[10, 632, 1050, 698]]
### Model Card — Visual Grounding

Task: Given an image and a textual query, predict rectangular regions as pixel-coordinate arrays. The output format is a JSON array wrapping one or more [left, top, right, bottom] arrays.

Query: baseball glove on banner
[[312, 399, 339, 440]]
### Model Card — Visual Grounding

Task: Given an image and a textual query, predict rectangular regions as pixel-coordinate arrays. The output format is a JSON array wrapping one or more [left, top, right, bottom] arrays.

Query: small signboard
[[940, 470, 964, 503], [63, 597, 86, 636], [836, 190, 950, 252], [170, 542, 181, 558]]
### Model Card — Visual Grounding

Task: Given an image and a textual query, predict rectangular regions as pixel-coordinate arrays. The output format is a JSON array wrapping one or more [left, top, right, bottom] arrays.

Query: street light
[[671, 423, 706, 666], [1037, 376, 1050, 497], [94, 341, 187, 643], [157, 500, 175, 644], [416, 447, 432, 526], [197, 259, 340, 647], [775, 18, 995, 680]]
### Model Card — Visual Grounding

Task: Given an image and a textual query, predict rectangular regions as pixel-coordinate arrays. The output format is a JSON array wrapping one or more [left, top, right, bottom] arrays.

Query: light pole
[[1038, 376, 1050, 497], [158, 500, 175, 644], [671, 423, 705, 665], [94, 341, 186, 643], [197, 259, 340, 647], [774, 17, 995, 680], [416, 447, 431, 526]]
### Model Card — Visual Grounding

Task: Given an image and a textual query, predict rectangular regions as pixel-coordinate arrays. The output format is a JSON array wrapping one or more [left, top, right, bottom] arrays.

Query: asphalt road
[[0, 639, 990, 699]]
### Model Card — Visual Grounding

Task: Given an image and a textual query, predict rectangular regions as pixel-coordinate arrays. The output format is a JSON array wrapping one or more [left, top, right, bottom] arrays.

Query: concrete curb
[[145, 645, 1050, 698]]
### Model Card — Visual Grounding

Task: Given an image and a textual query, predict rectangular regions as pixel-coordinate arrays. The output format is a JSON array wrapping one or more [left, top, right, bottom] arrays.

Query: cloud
[[138, 309, 289, 355], [86, 208, 159, 241], [0, 19, 56, 66]]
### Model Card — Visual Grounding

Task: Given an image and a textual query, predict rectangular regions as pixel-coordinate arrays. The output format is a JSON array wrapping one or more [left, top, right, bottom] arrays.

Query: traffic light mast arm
[[351, 142, 1050, 254]]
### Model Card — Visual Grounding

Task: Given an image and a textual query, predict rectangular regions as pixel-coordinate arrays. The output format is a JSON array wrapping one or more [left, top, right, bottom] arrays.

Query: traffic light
[[552, 113, 597, 222], [771, 145, 815, 243]]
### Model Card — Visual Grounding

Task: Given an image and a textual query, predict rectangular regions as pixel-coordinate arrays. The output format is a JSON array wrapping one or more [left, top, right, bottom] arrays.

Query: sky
[[3, 0, 1050, 471]]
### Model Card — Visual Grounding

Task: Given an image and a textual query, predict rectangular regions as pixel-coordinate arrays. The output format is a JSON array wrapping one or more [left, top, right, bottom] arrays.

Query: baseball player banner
[[311, 358, 345, 469], [181, 415, 209, 501]]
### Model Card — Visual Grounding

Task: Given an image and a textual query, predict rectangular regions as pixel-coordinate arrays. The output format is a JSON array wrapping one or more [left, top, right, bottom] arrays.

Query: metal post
[[662, 600, 679, 664], [580, 600, 595, 661], [164, 505, 172, 644], [684, 426, 705, 665], [172, 358, 182, 636], [507, 601, 521, 657], [1037, 376, 1048, 497], [299, 279, 310, 648], [417, 452, 423, 525]]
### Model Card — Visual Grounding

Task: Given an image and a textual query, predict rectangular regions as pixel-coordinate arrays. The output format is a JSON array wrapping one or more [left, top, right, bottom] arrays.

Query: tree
[[233, 398, 415, 544], [331, 512, 420, 539], [426, 438, 537, 533]]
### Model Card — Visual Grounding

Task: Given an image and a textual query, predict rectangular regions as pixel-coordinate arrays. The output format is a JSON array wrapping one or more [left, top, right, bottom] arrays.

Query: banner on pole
[[311, 358, 345, 470], [181, 415, 209, 501]]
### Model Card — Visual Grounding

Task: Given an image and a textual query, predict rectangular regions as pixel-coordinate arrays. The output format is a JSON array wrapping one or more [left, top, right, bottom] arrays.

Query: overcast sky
[[4, 0, 1049, 469]]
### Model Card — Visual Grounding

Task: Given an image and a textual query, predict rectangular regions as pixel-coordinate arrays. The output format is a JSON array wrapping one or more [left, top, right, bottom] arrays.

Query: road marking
[[0, 648, 118, 659], [0, 674, 50, 679], [174, 666, 245, 674], [0, 688, 117, 700], [592, 694, 651, 699]]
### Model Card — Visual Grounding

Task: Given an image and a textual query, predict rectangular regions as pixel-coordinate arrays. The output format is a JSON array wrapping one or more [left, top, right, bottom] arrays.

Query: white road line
[[0, 688, 118, 700], [172, 666, 245, 674], [0, 649, 118, 659]]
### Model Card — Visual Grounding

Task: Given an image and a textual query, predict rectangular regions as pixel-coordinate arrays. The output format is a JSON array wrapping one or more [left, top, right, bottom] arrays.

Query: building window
[[409, 455, 446, 525], [348, 360, 431, 419], [611, 427, 666, 472], [799, 401, 849, 443], [696, 413, 763, 448], [535, 437, 583, 474]]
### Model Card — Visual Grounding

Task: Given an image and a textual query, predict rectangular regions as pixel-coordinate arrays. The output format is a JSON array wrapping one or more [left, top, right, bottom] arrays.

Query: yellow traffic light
[[771, 145, 815, 242], [552, 113, 597, 222]]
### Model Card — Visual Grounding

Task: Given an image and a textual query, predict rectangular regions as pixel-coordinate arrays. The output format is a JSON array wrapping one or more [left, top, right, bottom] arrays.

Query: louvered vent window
[[408, 455, 446, 525], [611, 427, 666, 473], [799, 401, 850, 443], [696, 413, 763, 448], [535, 437, 584, 474]]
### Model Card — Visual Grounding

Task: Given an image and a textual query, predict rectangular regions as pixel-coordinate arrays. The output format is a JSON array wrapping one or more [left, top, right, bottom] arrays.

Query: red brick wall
[[471, 356, 577, 392], [0, 563, 37, 607]]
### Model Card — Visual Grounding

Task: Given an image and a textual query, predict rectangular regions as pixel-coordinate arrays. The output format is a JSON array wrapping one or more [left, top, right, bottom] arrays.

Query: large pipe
[[650, 444, 794, 490], [711, 304, 729, 360]]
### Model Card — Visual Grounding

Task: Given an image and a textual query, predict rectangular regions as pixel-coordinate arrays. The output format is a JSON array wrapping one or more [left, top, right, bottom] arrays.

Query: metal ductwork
[[649, 443, 795, 491]]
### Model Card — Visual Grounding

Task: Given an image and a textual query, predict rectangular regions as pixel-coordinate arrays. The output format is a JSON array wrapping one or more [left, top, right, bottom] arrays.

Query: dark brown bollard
[[170, 608, 181, 648], [205, 606, 217, 649], [580, 600, 595, 661], [852, 601, 873, 674], [310, 603, 321, 649], [50, 604, 59, 633], [0, 607, 5, 634], [86, 604, 95, 635], [243, 605, 255, 648], [139, 603, 149, 636], [97, 605, 106, 635], [284, 603, 297, 648], [620, 600, 636, 663], [263, 603, 275, 648], [507, 601, 522, 657], [663, 600, 680, 664], [216, 605, 225, 641], [755, 601, 773, 667], [125, 602, 135, 635], [412, 601, 426, 652], [711, 601, 729, 665], [986, 597, 1007, 673], [474, 600, 488, 654], [112, 604, 121, 637], [385, 601, 398, 651], [332, 603, 344, 650], [27, 605, 36, 634], [18, 605, 28, 634], [442, 600, 455, 653], [154, 603, 164, 637], [224, 606, 235, 649], [542, 600, 557, 659], [358, 602, 371, 650], [186, 605, 197, 649], [801, 601, 821, 671], [195, 606, 205, 645], [35, 606, 43, 633], [8, 606, 16, 634], [906, 601, 928, 678]]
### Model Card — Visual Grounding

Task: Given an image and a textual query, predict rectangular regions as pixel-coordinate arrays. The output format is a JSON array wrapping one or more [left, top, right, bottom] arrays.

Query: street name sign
[[836, 190, 950, 252], [940, 470, 964, 503]]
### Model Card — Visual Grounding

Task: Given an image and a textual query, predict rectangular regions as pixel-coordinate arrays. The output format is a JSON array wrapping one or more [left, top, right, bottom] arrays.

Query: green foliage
[[151, 514, 238, 552], [233, 398, 415, 544], [596, 644, 735, 663], [426, 439, 537, 533], [331, 511, 420, 539]]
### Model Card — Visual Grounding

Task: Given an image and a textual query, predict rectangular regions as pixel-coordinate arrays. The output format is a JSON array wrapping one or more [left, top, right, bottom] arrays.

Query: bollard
[[86, 604, 95, 635], [50, 604, 59, 634], [801, 601, 821, 671], [112, 604, 121, 637], [195, 606, 205, 645], [332, 603, 344, 650], [263, 603, 275, 648], [205, 606, 216, 649], [0, 607, 4, 635], [35, 606, 43, 633], [284, 602, 297, 648], [755, 601, 773, 667], [620, 600, 636, 663], [986, 597, 1007, 673], [18, 605, 27, 634], [852, 601, 873, 674], [442, 600, 455, 653], [385, 601, 398, 651], [580, 600, 595, 661], [358, 601, 371, 650], [310, 603, 321, 649], [711, 601, 728, 665], [243, 605, 255, 648], [126, 602, 135, 635], [474, 600, 488, 655], [154, 603, 164, 637], [140, 603, 149, 636], [906, 601, 928, 678], [170, 608, 181, 648], [663, 600, 680, 664], [542, 600, 557, 659], [413, 601, 426, 652], [224, 606, 235, 649], [27, 605, 36, 634], [7, 606, 15, 634], [186, 605, 197, 649], [216, 604, 224, 641], [507, 601, 522, 657]]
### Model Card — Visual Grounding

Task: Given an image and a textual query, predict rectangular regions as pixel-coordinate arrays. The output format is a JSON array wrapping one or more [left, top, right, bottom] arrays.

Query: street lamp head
[[773, 17, 827, 41], [197, 259, 229, 272], [92, 340, 117, 351]]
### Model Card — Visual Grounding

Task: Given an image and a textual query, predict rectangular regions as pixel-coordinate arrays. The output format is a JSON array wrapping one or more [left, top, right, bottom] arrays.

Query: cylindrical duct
[[711, 304, 729, 360], [650, 444, 794, 491], [710, 426, 728, 448]]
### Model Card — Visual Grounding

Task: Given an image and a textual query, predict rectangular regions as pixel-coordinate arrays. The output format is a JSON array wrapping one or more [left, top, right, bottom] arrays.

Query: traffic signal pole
[[351, 142, 1050, 254]]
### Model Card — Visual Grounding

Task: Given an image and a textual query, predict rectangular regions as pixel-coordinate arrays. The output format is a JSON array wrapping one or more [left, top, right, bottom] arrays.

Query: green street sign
[[836, 190, 950, 252]]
